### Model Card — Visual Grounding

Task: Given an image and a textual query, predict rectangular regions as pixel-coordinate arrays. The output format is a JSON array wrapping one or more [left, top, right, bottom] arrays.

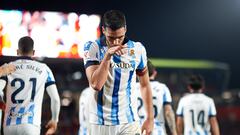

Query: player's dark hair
[[188, 74, 205, 91], [147, 59, 156, 77], [102, 10, 126, 30], [18, 36, 34, 54]]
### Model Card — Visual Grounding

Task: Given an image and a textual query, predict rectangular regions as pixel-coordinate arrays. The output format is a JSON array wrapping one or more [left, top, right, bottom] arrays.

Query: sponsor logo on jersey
[[110, 62, 134, 69]]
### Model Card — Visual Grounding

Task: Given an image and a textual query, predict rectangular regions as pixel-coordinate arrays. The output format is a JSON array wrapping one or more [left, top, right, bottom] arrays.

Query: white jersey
[[0, 57, 56, 127], [136, 81, 172, 135], [83, 37, 148, 125], [79, 87, 92, 135], [176, 93, 217, 135]]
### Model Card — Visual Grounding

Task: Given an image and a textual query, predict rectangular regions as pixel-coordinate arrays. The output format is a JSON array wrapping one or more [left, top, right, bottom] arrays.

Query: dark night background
[[1, 0, 239, 89]]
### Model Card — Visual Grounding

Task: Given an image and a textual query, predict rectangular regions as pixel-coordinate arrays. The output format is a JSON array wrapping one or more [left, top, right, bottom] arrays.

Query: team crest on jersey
[[129, 49, 135, 57]]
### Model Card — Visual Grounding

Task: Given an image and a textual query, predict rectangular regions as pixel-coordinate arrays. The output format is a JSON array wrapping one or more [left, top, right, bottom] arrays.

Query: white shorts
[[89, 122, 141, 135], [4, 124, 40, 135]]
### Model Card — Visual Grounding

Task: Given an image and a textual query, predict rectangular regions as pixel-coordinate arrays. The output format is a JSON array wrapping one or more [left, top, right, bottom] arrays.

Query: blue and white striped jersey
[[176, 93, 217, 135], [83, 37, 148, 125], [136, 81, 172, 135], [0, 57, 56, 127]]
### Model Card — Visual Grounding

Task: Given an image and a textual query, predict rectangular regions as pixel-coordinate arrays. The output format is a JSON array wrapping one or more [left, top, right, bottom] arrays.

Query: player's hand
[[0, 64, 16, 76], [45, 120, 58, 135], [107, 39, 128, 56], [141, 118, 154, 135], [107, 44, 128, 56]]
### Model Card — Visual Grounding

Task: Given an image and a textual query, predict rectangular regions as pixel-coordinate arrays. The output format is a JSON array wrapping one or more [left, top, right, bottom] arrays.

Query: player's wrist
[[146, 116, 154, 121], [51, 118, 58, 123], [107, 51, 113, 56], [105, 52, 113, 60]]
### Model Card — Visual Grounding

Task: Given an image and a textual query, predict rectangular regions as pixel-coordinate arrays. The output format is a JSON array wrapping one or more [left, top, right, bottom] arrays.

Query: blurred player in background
[[83, 10, 154, 135], [0, 36, 61, 135], [0, 63, 15, 135], [176, 74, 220, 135], [137, 60, 177, 135], [78, 87, 92, 135]]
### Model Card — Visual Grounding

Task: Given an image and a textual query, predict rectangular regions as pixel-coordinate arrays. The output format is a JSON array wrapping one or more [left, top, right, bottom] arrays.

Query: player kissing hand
[[107, 44, 128, 56]]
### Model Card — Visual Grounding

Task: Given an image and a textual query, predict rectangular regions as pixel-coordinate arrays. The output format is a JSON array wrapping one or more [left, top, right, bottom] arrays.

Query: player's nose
[[113, 39, 120, 44]]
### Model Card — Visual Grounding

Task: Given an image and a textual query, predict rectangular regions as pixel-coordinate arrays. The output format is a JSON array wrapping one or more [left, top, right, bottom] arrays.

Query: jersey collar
[[17, 56, 33, 60]]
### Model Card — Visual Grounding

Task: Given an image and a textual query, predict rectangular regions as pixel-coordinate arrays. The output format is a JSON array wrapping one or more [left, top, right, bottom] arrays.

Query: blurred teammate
[[83, 10, 154, 135], [176, 75, 220, 135], [0, 36, 61, 135], [78, 87, 91, 135], [0, 63, 16, 77], [0, 49, 16, 135], [0, 63, 16, 129], [137, 60, 177, 135]]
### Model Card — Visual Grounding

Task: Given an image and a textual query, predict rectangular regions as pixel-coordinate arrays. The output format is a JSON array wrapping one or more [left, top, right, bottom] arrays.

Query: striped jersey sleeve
[[83, 41, 100, 68], [162, 84, 172, 105], [136, 43, 147, 70]]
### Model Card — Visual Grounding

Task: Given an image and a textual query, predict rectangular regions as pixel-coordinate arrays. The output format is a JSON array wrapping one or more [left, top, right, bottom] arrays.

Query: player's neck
[[18, 54, 33, 57], [191, 90, 202, 93]]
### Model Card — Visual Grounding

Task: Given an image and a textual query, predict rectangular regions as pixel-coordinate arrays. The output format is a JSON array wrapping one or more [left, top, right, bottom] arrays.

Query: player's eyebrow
[[108, 35, 124, 39]]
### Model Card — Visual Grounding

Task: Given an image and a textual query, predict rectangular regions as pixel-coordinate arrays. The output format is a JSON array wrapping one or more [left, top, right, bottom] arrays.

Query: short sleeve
[[176, 98, 184, 117], [83, 41, 100, 68], [163, 85, 172, 105], [209, 99, 217, 117], [45, 65, 56, 88], [137, 43, 147, 70]]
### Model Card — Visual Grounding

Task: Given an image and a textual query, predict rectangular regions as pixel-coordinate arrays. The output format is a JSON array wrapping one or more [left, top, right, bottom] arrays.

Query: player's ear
[[102, 26, 106, 35], [187, 85, 193, 92], [152, 70, 157, 79], [17, 49, 20, 55], [32, 50, 35, 56]]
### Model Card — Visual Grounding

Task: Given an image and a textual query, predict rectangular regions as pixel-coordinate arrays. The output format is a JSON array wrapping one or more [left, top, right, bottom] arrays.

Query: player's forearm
[[210, 117, 220, 135], [176, 117, 184, 135], [51, 98, 60, 122], [46, 85, 61, 122], [0, 67, 4, 77], [212, 126, 220, 135], [141, 85, 154, 120], [165, 106, 177, 135], [90, 53, 111, 91]]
